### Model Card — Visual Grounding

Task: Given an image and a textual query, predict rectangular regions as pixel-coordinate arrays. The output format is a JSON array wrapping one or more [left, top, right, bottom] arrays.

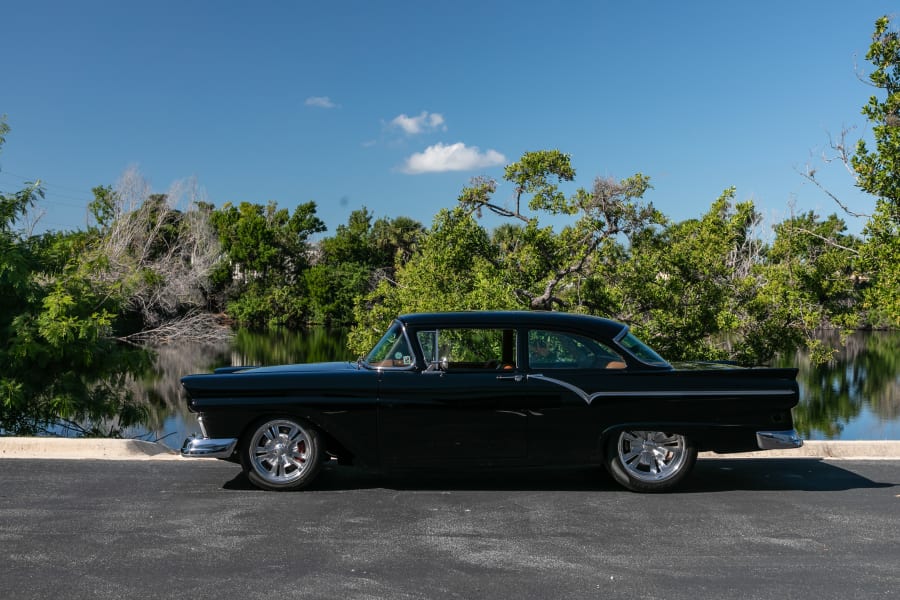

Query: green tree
[[211, 200, 324, 286], [306, 208, 378, 325], [603, 189, 757, 360], [851, 16, 900, 326], [853, 16, 900, 222], [857, 202, 899, 325], [349, 207, 514, 353], [460, 150, 662, 310], [739, 211, 859, 364], [209, 200, 325, 328], [306, 208, 424, 325], [1, 119, 149, 434], [370, 215, 423, 266], [590, 191, 864, 365], [766, 212, 860, 327]]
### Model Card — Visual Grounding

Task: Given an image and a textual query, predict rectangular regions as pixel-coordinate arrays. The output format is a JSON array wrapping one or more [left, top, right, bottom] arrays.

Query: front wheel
[[241, 417, 322, 491], [605, 430, 697, 492]]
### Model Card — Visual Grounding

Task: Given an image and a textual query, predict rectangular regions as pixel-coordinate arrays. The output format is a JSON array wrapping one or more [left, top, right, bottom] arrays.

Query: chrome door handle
[[496, 375, 524, 382]]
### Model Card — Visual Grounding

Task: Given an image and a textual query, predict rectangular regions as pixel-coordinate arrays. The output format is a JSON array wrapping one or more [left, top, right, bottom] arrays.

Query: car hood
[[181, 361, 368, 397], [214, 361, 359, 375]]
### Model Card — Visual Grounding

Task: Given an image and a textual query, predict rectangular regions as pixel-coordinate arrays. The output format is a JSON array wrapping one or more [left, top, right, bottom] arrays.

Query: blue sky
[[1, 1, 895, 236]]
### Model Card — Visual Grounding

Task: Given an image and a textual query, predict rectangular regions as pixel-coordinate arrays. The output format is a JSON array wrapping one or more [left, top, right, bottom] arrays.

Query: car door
[[377, 326, 531, 467], [519, 328, 633, 463]]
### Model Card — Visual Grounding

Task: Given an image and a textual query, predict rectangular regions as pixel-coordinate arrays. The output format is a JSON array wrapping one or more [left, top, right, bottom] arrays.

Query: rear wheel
[[241, 417, 322, 491], [605, 430, 697, 492]]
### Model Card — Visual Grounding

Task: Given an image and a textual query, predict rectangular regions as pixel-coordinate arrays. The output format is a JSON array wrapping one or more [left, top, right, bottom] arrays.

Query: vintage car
[[181, 311, 802, 492]]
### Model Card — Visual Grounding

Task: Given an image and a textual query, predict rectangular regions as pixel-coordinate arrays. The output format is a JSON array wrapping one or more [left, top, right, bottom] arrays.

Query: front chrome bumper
[[756, 430, 804, 450], [181, 436, 239, 458]]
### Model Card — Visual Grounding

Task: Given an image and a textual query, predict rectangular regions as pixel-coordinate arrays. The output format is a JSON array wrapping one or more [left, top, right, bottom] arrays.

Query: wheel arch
[[234, 409, 359, 466], [597, 422, 704, 458]]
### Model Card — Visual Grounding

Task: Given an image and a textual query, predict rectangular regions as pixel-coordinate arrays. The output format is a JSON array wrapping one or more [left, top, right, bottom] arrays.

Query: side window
[[417, 328, 516, 370], [528, 330, 626, 370]]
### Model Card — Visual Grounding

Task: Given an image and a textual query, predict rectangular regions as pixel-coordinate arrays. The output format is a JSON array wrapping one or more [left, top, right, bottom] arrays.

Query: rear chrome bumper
[[756, 430, 804, 450], [181, 436, 238, 458]]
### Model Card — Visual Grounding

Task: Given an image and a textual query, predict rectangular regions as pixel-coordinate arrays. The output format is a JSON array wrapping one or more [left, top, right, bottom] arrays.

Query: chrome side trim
[[756, 430, 804, 450], [527, 374, 795, 406], [181, 436, 239, 458], [528, 374, 598, 404]]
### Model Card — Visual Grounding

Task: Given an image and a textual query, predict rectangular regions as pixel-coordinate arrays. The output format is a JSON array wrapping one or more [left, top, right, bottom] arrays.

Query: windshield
[[616, 330, 670, 367], [364, 322, 416, 369]]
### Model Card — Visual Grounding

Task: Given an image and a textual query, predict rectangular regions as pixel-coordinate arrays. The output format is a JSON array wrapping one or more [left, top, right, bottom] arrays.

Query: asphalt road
[[1, 458, 898, 600]]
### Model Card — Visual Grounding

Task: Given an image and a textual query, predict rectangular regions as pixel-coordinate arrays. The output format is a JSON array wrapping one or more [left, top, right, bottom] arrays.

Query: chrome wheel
[[618, 430, 688, 482], [245, 418, 320, 489], [605, 429, 697, 492]]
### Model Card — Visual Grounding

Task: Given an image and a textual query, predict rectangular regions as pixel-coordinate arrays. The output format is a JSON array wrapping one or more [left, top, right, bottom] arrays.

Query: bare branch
[[799, 164, 870, 219], [800, 125, 873, 219], [790, 227, 860, 255], [88, 167, 223, 337], [117, 311, 232, 345], [459, 176, 530, 223]]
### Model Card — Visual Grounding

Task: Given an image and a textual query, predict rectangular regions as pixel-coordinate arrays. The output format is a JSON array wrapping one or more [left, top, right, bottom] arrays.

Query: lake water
[[129, 329, 899, 450]]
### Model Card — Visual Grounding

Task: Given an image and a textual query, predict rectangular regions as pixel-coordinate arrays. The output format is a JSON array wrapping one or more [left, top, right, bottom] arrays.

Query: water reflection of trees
[[126, 340, 233, 436], [779, 331, 900, 439], [229, 328, 354, 366], [122, 329, 355, 441]]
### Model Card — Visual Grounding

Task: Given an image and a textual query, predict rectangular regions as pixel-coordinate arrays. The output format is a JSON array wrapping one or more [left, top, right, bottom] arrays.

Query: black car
[[181, 311, 802, 492]]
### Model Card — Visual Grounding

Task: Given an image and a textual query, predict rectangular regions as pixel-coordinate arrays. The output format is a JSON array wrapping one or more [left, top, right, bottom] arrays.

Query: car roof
[[396, 311, 627, 338]]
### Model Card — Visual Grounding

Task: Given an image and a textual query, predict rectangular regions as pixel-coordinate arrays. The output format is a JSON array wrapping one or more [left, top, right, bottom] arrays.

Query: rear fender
[[596, 423, 708, 459]]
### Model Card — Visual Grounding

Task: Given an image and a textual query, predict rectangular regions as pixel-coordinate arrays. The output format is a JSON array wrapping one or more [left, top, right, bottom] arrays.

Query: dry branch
[[91, 167, 224, 339]]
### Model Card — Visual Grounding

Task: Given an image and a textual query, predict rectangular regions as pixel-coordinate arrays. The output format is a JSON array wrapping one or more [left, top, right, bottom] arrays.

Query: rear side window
[[528, 330, 626, 370], [617, 330, 669, 367]]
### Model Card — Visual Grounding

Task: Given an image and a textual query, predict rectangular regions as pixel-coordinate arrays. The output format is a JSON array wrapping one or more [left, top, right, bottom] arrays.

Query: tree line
[[1, 16, 898, 435]]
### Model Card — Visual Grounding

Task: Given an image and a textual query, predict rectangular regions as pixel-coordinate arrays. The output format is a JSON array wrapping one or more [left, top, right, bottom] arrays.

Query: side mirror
[[426, 357, 450, 372]]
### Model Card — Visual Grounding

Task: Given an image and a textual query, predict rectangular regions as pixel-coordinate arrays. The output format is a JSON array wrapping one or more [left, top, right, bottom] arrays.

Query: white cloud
[[390, 111, 446, 135], [305, 96, 338, 108], [401, 142, 506, 174]]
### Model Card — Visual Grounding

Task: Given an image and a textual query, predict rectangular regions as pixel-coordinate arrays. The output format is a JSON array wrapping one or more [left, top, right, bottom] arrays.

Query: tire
[[241, 417, 322, 491], [604, 430, 697, 492]]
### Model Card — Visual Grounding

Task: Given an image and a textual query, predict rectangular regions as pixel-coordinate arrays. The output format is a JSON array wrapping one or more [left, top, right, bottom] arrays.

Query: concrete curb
[[700, 440, 900, 460], [0, 437, 181, 460], [1, 437, 899, 461]]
